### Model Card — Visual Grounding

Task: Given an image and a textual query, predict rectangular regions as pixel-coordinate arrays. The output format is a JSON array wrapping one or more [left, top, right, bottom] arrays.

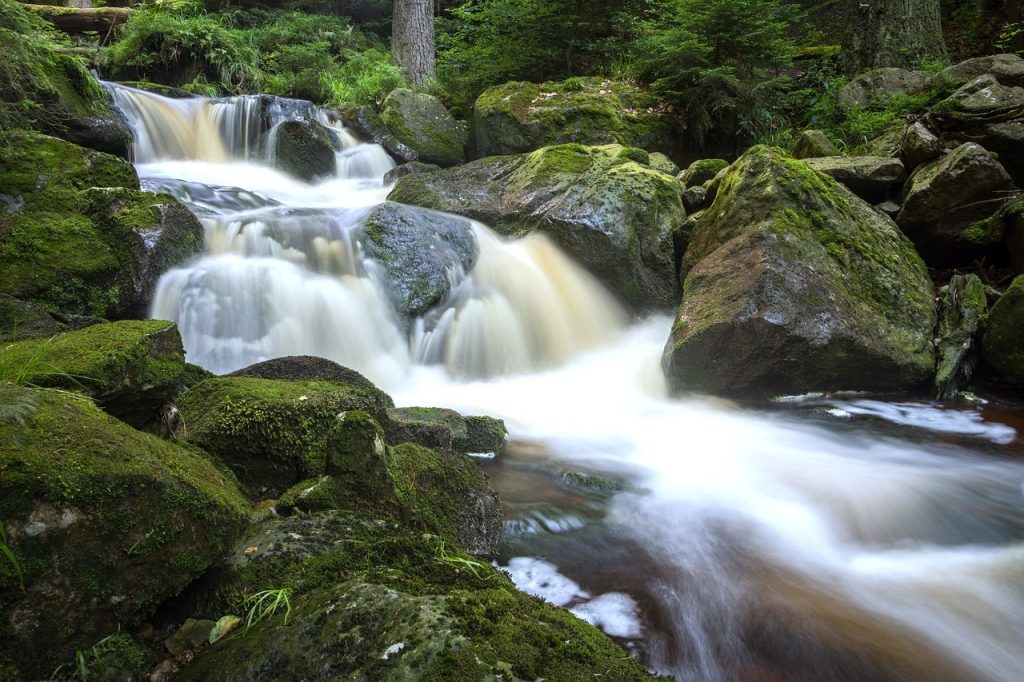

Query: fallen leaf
[[209, 615, 241, 644]]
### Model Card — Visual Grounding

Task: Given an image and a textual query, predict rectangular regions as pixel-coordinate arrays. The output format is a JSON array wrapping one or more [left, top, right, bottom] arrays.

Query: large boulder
[[174, 510, 657, 682], [899, 121, 942, 171], [270, 119, 338, 182], [473, 77, 681, 160], [0, 320, 187, 428], [0, 385, 249, 679], [0, 132, 203, 319], [663, 146, 936, 399], [981, 274, 1024, 383], [178, 375, 394, 497], [380, 89, 467, 167], [836, 67, 938, 111], [897, 142, 1017, 265], [229, 355, 378, 389], [387, 406, 507, 457], [389, 144, 684, 310], [941, 53, 1024, 88], [803, 156, 906, 202], [679, 158, 729, 188], [359, 202, 479, 318]]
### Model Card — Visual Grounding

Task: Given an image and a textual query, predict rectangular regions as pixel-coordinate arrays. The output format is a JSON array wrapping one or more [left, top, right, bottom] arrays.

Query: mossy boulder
[[383, 160, 441, 184], [270, 119, 337, 182], [0, 294, 70, 340], [648, 151, 679, 176], [173, 511, 657, 682], [177, 376, 394, 498], [0, 1, 132, 155], [802, 156, 906, 202], [792, 129, 840, 160], [0, 385, 249, 678], [229, 355, 378, 390], [899, 121, 942, 171], [472, 77, 681, 162], [896, 142, 1017, 266], [338, 104, 418, 163], [387, 406, 506, 456], [389, 143, 684, 310], [380, 89, 467, 167], [359, 202, 479, 318], [0, 132, 203, 318], [981, 274, 1024, 383], [0, 319, 186, 427], [941, 53, 1024, 88], [836, 67, 938, 111], [678, 158, 729, 188], [663, 146, 936, 399]]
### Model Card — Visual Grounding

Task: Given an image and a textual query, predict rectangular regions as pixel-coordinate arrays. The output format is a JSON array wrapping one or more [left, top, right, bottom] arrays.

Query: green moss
[[982, 274, 1024, 382], [0, 385, 248, 676], [179, 376, 393, 497]]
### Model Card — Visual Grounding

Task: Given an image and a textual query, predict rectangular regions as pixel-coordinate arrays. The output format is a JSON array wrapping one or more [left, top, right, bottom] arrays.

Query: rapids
[[109, 83, 1024, 682]]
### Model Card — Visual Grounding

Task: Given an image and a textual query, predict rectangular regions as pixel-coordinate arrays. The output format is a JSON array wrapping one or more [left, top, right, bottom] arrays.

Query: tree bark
[[841, 0, 949, 73], [392, 0, 435, 87], [22, 5, 134, 35]]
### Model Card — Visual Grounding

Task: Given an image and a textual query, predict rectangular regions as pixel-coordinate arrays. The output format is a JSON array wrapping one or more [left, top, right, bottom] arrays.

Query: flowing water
[[109, 84, 1024, 681]]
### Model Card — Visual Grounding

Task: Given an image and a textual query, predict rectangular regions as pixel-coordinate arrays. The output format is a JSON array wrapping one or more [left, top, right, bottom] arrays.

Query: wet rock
[[682, 185, 708, 213], [0, 320, 187, 428], [981, 274, 1024, 383], [338, 104, 418, 162], [359, 201, 478, 318], [679, 158, 729, 188], [380, 89, 467, 167], [271, 120, 337, 182], [663, 146, 935, 399], [899, 121, 942, 171], [61, 104, 134, 158], [178, 375, 394, 498], [472, 77, 681, 160], [897, 142, 1017, 265], [837, 67, 938, 111], [792, 129, 840, 159], [0, 385, 249, 678], [386, 407, 506, 456], [935, 274, 987, 400], [389, 144, 684, 310], [383, 160, 441, 184], [803, 156, 906, 202], [230, 355, 378, 391]]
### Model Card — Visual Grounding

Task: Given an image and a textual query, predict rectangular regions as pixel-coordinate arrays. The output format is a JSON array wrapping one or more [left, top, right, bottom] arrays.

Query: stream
[[108, 84, 1024, 682]]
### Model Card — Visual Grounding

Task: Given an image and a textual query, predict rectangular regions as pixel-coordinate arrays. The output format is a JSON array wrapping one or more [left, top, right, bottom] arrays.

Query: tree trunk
[[22, 5, 134, 35], [841, 0, 949, 73], [392, 0, 435, 87]]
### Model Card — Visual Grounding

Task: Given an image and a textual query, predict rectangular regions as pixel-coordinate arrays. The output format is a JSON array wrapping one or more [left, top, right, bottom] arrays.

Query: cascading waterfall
[[109, 83, 1024, 682]]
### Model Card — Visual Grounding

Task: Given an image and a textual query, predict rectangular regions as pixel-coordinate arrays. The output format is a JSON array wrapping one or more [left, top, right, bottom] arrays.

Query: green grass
[[243, 588, 293, 631]]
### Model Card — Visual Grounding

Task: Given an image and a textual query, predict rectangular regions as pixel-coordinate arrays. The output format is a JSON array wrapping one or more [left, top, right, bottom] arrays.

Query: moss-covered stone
[[472, 77, 681, 163], [981, 274, 1024, 383], [648, 151, 679, 176], [0, 0, 132, 155], [177, 376, 394, 498], [173, 511, 657, 682], [0, 294, 69, 340], [271, 119, 338, 182], [935, 274, 987, 399], [678, 158, 729, 188], [359, 202, 478, 318], [0, 385, 249, 678], [389, 143, 684, 310], [664, 146, 936, 399], [896, 142, 1016, 266], [792, 129, 840, 160], [386, 407, 506, 456], [0, 132, 202, 319], [802, 156, 906, 203], [380, 89, 467, 167], [339, 104, 418, 162], [0, 319, 186, 427]]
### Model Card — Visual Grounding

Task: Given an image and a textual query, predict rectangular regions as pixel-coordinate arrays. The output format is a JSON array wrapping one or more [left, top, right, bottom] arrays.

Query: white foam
[[503, 557, 589, 607], [571, 592, 643, 639]]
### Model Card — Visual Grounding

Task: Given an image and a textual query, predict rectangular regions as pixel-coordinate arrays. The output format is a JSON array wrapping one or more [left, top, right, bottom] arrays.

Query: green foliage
[[432, 538, 492, 581], [50, 633, 153, 681], [438, 0, 638, 115], [995, 20, 1024, 58], [632, 0, 803, 151], [0, 523, 24, 591], [243, 588, 293, 631], [321, 48, 407, 106]]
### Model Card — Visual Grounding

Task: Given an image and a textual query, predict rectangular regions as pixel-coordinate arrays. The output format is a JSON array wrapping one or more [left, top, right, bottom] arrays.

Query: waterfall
[[108, 82, 1024, 682]]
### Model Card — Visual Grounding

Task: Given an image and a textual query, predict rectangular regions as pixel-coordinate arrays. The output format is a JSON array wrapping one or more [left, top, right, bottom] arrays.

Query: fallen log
[[22, 5, 134, 35]]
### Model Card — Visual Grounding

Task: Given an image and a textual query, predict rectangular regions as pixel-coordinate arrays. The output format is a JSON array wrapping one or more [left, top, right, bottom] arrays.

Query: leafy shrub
[[321, 48, 407, 106]]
